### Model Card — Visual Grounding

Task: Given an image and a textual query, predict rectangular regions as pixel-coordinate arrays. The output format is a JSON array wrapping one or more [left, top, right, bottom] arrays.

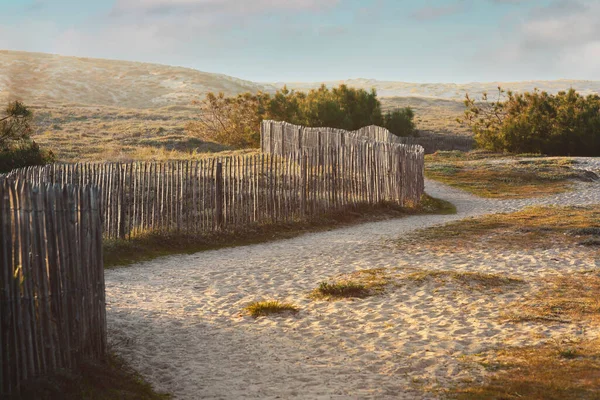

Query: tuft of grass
[[11, 353, 170, 400], [447, 338, 600, 400], [425, 154, 587, 199], [409, 205, 600, 251], [244, 300, 299, 318], [405, 270, 523, 289], [314, 281, 371, 298], [311, 268, 392, 300]]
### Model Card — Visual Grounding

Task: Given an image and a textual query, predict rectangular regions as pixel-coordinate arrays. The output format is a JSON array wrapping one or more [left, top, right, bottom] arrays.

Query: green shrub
[[1, 101, 55, 173], [459, 88, 600, 156], [0, 141, 56, 173], [186, 84, 401, 148], [383, 107, 416, 137]]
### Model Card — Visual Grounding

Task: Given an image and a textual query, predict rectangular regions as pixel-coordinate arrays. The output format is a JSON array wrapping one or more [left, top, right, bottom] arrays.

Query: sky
[[0, 0, 599, 83]]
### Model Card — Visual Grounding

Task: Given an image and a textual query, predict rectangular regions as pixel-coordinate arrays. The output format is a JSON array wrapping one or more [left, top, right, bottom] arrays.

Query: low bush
[[1, 101, 55, 173], [186, 85, 416, 148], [0, 141, 55, 173], [459, 88, 600, 156]]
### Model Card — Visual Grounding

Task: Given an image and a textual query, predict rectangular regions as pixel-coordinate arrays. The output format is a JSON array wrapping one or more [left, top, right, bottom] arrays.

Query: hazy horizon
[[2, 49, 598, 87], [1, 0, 598, 83]]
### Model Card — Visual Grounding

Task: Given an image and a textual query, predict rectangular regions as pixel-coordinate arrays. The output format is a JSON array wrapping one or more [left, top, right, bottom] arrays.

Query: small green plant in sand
[[244, 300, 299, 317], [311, 268, 391, 300], [314, 281, 371, 298]]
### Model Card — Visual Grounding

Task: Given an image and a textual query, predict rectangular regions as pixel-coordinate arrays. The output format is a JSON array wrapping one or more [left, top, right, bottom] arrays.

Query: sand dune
[[1, 50, 598, 109]]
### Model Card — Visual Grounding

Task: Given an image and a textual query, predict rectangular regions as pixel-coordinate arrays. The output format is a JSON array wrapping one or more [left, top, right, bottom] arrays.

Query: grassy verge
[[12, 353, 169, 400], [105, 194, 455, 268], [425, 150, 592, 199], [409, 205, 600, 250]]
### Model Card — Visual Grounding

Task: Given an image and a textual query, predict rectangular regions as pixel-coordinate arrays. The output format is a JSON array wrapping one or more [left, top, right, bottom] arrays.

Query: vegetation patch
[[504, 273, 600, 324], [415, 194, 457, 215], [448, 338, 600, 400], [405, 270, 523, 290], [244, 300, 299, 318], [459, 87, 600, 157], [311, 268, 392, 300], [409, 205, 600, 251], [425, 152, 585, 199], [11, 353, 170, 400]]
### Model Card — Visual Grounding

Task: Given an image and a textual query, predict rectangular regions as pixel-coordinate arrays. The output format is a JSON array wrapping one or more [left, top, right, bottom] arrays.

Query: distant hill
[[0, 50, 273, 108], [270, 78, 600, 100], [1, 51, 599, 109]]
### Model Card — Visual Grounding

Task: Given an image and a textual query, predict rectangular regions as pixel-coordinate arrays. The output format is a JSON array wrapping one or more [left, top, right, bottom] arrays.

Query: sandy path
[[106, 158, 600, 399]]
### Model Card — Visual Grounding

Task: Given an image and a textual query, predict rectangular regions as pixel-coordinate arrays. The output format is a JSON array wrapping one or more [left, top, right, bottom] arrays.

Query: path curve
[[106, 157, 600, 399]]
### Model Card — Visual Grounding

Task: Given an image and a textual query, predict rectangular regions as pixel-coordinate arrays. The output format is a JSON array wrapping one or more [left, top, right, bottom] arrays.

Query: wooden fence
[[261, 120, 473, 155], [6, 141, 423, 239], [0, 179, 106, 397]]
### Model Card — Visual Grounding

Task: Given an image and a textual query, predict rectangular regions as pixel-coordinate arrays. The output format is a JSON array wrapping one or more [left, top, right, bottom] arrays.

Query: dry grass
[[381, 97, 471, 136], [505, 273, 600, 324], [411, 205, 600, 251], [448, 271, 600, 399], [449, 338, 600, 400], [405, 270, 523, 290], [425, 152, 593, 199], [244, 300, 299, 318], [311, 268, 392, 300], [28, 104, 260, 162]]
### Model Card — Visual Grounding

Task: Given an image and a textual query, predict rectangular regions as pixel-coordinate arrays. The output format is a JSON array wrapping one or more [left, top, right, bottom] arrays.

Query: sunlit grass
[[311, 268, 391, 300], [425, 151, 589, 199], [244, 300, 299, 318], [405, 270, 523, 289], [449, 338, 600, 400], [409, 205, 600, 250]]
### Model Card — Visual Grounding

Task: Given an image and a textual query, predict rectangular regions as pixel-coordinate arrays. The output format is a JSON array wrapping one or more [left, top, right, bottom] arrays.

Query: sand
[[105, 157, 600, 399]]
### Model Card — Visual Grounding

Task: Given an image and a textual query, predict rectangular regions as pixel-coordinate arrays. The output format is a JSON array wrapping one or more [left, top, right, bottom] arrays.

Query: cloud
[[111, 0, 340, 17], [410, 1, 466, 21], [491, 0, 600, 79], [491, 0, 533, 4], [25, 0, 46, 12]]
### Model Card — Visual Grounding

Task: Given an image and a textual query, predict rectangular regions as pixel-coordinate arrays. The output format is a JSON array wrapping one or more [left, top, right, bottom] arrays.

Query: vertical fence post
[[215, 162, 224, 230], [300, 154, 308, 217]]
